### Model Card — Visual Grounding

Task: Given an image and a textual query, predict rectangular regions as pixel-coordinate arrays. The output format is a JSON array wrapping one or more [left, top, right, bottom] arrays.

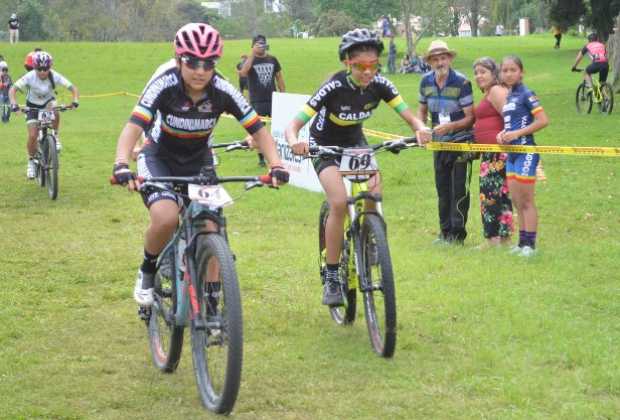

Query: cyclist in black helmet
[[285, 28, 427, 306], [572, 33, 609, 88]]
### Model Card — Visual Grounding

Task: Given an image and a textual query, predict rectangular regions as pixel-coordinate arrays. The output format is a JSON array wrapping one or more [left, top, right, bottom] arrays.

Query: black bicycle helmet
[[338, 28, 384, 61], [587, 33, 597, 42]]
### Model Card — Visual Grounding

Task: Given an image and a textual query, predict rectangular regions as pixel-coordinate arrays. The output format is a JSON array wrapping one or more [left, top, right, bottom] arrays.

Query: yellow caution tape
[[424, 142, 620, 157], [76, 91, 619, 157]]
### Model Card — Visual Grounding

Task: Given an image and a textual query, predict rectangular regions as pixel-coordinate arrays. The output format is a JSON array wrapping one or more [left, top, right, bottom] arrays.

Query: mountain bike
[[573, 68, 614, 115], [312, 137, 417, 358], [113, 141, 272, 414], [18, 105, 74, 200]]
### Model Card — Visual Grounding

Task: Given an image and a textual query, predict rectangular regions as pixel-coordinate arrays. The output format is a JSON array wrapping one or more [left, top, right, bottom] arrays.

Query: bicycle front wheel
[[148, 247, 184, 372], [192, 233, 242, 415], [575, 83, 592, 114], [359, 214, 396, 358], [45, 135, 59, 200], [319, 201, 356, 325], [599, 83, 614, 114]]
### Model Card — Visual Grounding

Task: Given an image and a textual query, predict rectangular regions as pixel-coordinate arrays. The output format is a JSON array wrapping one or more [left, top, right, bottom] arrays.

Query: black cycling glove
[[72, 101, 79, 109], [269, 165, 290, 184], [112, 163, 135, 185], [10, 104, 19, 113]]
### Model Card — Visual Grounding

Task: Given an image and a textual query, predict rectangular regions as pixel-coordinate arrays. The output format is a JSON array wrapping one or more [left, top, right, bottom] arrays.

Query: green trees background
[[1, 0, 619, 41]]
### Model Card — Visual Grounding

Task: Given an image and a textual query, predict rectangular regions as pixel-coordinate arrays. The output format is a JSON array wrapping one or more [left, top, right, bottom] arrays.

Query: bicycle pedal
[[138, 306, 151, 322]]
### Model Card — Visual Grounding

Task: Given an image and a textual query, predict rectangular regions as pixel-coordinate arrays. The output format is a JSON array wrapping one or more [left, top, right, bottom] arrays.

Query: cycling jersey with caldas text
[[296, 70, 408, 146]]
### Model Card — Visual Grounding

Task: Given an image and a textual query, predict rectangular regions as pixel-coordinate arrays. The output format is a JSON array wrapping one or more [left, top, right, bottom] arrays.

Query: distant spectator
[[552, 26, 562, 49], [387, 38, 396, 74], [236, 54, 249, 96], [8, 13, 19, 44], [399, 54, 411, 73], [381, 15, 392, 38], [238, 34, 286, 166], [495, 24, 504, 36]]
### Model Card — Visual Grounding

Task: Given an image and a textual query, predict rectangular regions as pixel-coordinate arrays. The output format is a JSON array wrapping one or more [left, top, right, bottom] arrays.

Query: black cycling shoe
[[322, 278, 343, 306]]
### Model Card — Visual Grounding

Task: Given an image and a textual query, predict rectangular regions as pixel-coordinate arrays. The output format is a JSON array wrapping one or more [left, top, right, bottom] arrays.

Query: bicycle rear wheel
[[598, 83, 614, 114], [359, 214, 396, 358], [319, 201, 356, 325], [148, 247, 184, 372], [575, 83, 592, 114], [192, 233, 242, 415], [45, 135, 59, 200]]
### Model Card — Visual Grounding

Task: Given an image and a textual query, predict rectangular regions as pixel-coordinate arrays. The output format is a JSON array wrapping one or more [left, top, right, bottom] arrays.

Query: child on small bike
[[9, 51, 79, 178], [111, 23, 289, 307], [0, 60, 12, 123], [285, 28, 427, 306], [496, 55, 549, 257]]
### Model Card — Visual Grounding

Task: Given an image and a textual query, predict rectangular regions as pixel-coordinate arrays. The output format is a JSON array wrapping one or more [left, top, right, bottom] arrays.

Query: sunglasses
[[350, 61, 381, 72], [1, 68, 7, 72], [35, 67, 50, 72], [180, 55, 216, 71]]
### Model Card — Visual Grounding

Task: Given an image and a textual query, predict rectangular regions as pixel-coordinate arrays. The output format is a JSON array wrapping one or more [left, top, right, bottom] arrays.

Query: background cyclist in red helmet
[[112, 23, 289, 306]]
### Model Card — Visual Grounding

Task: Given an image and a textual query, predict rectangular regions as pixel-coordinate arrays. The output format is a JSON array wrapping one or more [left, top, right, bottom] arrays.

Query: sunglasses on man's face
[[1, 69, 7, 72], [180, 55, 216, 71], [36, 67, 50, 72]]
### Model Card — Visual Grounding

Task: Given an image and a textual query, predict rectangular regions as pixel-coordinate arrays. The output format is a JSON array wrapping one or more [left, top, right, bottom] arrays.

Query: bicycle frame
[[345, 179, 383, 291]]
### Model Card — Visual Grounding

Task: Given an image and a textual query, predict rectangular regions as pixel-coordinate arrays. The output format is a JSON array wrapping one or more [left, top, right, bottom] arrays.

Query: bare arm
[[8, 85, 18, 105], [416, 103, 428, 124], [486, 85, 508, 114], [275, 71, 285, 92], [399, 108, 427, 132], [238, 49, 258, 77], [251, 126, 283, 167], [573, 51, 584, 69], [499, 110, 549, 143], [285, 117, 309, 155], [68, 85, 79, 103], [115, 122, 144, 165]]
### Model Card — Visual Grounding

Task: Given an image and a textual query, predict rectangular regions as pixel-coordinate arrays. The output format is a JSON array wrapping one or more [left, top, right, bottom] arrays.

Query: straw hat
[[424, 40, 457, 60]]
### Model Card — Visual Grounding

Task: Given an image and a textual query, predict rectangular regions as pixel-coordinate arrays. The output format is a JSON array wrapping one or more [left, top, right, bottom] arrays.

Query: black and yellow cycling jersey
[[295, 70, 408, 146]]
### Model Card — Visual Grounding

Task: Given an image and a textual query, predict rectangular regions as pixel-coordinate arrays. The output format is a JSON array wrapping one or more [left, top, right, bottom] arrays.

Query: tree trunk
[[609, 14, 620, 91], [401, 0, 414, 56], [468, 0, 480, 37]]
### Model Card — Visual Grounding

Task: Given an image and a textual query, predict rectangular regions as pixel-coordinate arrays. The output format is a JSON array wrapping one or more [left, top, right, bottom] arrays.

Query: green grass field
[[0, 34, 618, 419]]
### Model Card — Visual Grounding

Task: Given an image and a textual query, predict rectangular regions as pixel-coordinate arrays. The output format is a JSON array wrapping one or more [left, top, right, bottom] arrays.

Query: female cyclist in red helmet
[[112, 23, 289, 306]]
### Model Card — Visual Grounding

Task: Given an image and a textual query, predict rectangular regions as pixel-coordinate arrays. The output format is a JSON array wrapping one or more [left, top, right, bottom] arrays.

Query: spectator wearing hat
[[8, 13, 19, 44], [239, 34, 286, 166], [417, 40, 475, 245]]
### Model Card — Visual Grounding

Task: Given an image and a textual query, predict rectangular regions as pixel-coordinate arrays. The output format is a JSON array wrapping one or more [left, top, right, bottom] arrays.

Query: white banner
[[271, 92, 323, 193]]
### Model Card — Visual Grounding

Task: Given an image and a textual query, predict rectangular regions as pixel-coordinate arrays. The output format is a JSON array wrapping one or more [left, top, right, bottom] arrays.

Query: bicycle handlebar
[[17, 104, 76, 113], [572, 68, 584, 72], [307, 137, 419, 157], [211, 140, 250, 152], [109, 172, 274, 187]]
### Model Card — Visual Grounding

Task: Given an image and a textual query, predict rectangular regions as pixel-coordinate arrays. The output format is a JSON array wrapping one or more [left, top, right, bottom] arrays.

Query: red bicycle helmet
[[174, 23, 223, 59]]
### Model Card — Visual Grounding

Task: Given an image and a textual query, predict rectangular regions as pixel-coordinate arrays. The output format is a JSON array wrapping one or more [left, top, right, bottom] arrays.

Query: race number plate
[[338, 148, 378, 176], [38, 110, 55, 122], [188, 184, 234, 208]]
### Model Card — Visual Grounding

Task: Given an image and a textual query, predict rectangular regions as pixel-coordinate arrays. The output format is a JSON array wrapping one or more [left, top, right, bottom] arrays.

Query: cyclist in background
[[24, 48, 42, 72], [0, 60, 12, 123], [111, 23, 289, 307], [285, 28, 427, 306], [9, 51, 79, 178], [572, 33, 609, 88]]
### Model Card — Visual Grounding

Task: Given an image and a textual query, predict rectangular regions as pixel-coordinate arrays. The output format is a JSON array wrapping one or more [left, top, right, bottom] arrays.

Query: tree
[[548, 0, 586, 31], [459, 0, 488, 37], [586, 0, 620, 40]]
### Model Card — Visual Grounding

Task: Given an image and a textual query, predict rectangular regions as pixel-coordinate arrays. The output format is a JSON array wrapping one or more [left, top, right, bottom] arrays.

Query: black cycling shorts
[[25, 99, 54, 124], [311, 137, 368, 176], [137, 145, 214, 208], [586, 61, 609, 83]]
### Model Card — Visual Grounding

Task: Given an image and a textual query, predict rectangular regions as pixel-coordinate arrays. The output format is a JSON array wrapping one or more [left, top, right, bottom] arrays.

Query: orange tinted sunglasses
[[349, 60, 381, 72]]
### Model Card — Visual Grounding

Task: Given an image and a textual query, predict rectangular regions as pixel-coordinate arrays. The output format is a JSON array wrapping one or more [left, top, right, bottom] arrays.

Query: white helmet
[[0, 61, 8, 70], [11, 13, 17, 19]]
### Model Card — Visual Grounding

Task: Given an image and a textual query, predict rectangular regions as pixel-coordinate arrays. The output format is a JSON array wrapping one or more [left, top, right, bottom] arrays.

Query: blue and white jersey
[[502, 83, 543, 146]]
